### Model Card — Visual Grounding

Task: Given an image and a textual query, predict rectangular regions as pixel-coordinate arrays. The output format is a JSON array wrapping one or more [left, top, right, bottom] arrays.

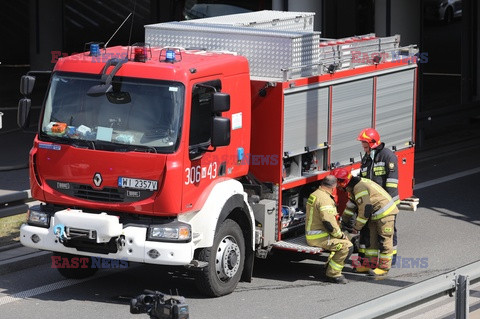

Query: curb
[[0, 242, 22, 252], [415, 134, 480, 164], [0, 249, 52, 276]]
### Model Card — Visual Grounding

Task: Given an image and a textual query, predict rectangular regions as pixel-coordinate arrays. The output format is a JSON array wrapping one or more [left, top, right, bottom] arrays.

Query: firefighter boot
[[368, 268, 389, 277], [354, 266, 371, 273], [327, 275, 348, 284]]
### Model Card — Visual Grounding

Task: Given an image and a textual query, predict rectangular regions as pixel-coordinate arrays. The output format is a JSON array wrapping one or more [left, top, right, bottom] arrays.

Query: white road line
[[0, 268, 128, 307], [0, 278, 92, 306], [414, 167, 480, 191], [0, 251, 50, 267]]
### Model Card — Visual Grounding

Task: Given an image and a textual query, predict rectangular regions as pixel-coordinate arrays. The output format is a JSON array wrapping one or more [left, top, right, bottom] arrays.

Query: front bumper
[[20, 214, 194, 266]]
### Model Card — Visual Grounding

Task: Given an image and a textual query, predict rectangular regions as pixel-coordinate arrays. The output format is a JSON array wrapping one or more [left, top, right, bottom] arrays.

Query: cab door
[[182, 79, 226, 212]]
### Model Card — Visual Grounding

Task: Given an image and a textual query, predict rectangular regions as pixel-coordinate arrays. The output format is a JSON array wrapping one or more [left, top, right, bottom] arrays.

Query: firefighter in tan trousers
[[332, 167, 398, 277], [305, 175, 353, 284]]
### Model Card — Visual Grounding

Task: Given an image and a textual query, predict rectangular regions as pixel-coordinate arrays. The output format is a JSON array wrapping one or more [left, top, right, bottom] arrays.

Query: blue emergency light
[[165, 50, 176, 62], [90, 43, 100, 56]]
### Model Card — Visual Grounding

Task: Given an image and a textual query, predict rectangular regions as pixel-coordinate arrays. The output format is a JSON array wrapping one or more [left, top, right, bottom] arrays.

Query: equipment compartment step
[[272, 235, 324, 255], [399, 197, 420, 211]]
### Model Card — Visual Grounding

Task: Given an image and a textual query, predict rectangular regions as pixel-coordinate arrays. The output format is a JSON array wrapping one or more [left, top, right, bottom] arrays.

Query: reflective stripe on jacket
[[360, 143, 399, 202], [348, 178, 399, 231], [305, 188, 343, 242]]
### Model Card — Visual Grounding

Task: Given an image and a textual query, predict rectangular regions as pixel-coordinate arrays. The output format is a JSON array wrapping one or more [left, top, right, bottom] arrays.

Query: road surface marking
[[414, 167, 480, 190], [0, 268, 128, 306]]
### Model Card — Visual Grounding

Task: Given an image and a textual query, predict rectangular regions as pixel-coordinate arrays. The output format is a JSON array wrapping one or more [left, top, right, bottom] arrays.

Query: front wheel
[[195, 219, 245, 297]]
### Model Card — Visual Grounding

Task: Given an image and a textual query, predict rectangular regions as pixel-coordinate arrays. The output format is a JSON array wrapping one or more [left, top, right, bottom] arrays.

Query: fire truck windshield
[[40, 72, 184, 153]]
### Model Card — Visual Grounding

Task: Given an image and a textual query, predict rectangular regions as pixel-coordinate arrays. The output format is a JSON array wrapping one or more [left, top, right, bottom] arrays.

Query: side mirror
[[211, 116, 230, 147], [20, 75, 36, 96], [18, 98, 31, 129], [87, 84, 113, 97], [212, 92, 230, 113]]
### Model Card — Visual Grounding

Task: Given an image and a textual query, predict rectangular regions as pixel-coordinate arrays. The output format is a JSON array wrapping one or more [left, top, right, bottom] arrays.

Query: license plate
[[118, 177, 158, 191]]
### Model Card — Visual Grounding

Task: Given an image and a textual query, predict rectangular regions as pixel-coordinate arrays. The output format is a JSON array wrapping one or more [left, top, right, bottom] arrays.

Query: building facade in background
[[0, 0, 478, 146]]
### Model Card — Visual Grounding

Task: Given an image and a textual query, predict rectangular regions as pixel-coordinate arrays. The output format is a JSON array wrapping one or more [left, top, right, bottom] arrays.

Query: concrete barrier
[[0, 190, 30, 218]]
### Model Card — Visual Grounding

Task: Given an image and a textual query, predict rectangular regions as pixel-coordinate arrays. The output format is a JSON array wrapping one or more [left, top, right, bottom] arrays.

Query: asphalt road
[[0, 139, 479, 319]]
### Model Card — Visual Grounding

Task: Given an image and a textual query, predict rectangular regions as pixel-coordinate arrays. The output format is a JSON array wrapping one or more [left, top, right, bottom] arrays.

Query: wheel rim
[[215, 235, 241, 281]]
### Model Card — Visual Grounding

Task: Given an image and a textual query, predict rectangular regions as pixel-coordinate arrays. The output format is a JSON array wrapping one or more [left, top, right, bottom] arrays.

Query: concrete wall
[[375, 0, 387, 37], [391, 0, 421, 46], [477, 1, 480, 101], [375, 0, 421, 46], [272, 0, 323, 32], [29, 0, 63, 70]]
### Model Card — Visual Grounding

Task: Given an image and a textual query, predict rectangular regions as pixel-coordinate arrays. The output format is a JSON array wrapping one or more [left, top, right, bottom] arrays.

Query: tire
[[56, 253, 99, 279], [195, 219, 245, 297]]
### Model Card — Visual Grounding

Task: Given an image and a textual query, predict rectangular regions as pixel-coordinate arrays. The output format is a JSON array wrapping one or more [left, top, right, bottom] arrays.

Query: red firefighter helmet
[[332, 167, 352, 188], [357, 128, 381, 149]]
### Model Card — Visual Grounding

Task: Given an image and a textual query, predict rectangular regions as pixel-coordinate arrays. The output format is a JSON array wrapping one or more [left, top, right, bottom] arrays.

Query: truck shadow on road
[[251, 253, 416, 288], [414, 173, 480, 229], [0, 255, 417, 307]]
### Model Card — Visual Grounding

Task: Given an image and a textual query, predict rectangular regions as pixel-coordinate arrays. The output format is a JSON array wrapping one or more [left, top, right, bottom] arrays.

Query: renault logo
[[93, 172, 103, 187]]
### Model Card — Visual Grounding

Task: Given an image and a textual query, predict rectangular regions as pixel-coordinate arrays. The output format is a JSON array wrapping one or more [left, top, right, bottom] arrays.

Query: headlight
[[147, 221, 191, 243], [27, 209, 50, 228]]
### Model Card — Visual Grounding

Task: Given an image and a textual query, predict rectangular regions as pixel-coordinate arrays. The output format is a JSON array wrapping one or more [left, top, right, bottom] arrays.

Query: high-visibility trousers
[[367, 215, 396, 270], [308, 236, 353, 277]]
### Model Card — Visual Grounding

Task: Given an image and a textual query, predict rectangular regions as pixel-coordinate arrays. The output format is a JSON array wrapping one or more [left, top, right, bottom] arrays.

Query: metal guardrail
[[0, 191, 31, 218], [325, 260, 480, 319]]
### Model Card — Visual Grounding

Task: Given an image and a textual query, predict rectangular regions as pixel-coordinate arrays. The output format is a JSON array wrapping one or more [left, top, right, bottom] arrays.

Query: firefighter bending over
[[333, 168, 398, 277], [305, 175, 353, 284], [357, 127, 399, 265]]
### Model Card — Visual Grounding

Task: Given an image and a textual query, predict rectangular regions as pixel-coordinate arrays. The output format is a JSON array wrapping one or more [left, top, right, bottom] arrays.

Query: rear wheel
[[55, 253, 98, 279], [195, 219, 245, 297]]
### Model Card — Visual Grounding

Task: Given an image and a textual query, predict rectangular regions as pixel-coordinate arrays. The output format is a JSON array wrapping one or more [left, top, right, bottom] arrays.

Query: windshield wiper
[[114, 144, 158, 153], [40, 131, 96, 149], [72, 139, 96, 150], [90, 140, 157, 153], [40, 133, 96, 150]]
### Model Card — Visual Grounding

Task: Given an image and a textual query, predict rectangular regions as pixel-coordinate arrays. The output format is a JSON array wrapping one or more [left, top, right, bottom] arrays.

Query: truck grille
[[46, 180, 154, 203], [73, 184, 124, 202]]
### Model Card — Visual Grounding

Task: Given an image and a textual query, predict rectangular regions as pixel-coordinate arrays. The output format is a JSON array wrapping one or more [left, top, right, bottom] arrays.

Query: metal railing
[[0, 191, 31, 218], [325, 260, 480, 319]]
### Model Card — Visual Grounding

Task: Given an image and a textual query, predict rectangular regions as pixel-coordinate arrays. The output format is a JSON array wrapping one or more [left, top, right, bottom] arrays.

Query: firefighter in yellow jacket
[[333, 167, 398, 277], [306, 175, 353, 284]]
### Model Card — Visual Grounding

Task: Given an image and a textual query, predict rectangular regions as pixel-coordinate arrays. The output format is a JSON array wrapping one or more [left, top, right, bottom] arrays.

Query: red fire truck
[[18, 11, 418, 296]]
